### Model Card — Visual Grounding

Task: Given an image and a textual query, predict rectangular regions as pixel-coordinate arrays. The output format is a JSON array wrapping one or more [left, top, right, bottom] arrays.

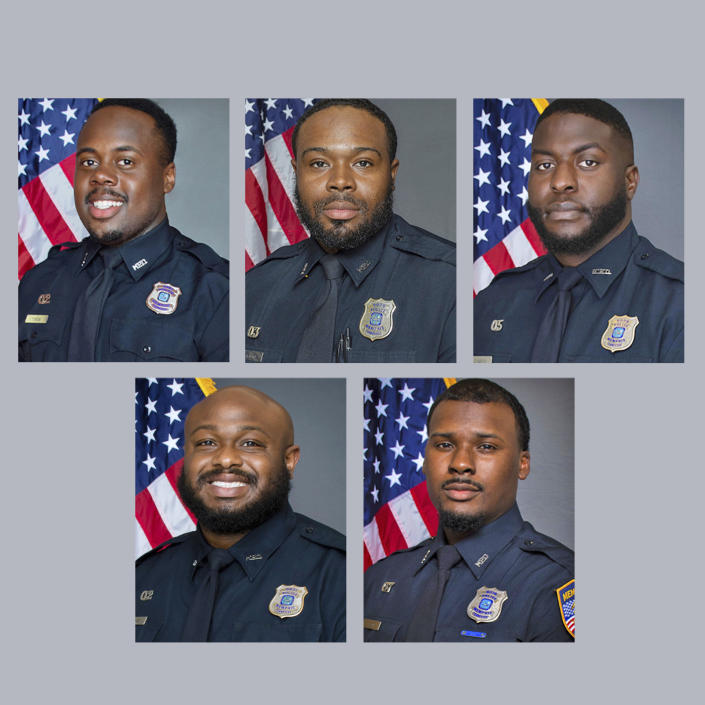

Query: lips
[[86, 190, 126, 220], [544, 201, 585, 221], [321, 201, 361, 221], [201, 470, 254, 499], [442, 480, 482, 501]]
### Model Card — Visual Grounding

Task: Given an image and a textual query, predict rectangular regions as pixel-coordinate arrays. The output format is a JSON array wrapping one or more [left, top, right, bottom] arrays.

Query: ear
[[163, 162, 176, 195], [625, 164, 639, 201], [518, 451, 530, 480], [390, 158, 399, 189], [284, 444, 301, 478], [291, 157, 297, 174]]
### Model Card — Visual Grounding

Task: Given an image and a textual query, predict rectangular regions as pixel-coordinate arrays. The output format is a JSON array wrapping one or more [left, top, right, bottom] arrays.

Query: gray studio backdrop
[[212, 378, 345, 535], [154, 98, 229, 258]]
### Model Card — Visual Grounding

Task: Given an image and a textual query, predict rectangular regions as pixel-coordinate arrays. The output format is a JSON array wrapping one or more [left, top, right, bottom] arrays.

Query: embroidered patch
[[268, 584, 308, 619], [467, 586, 508, 623], [556, 579, 575, 637], [601, 315, 639, 352], [359, 298, 396, 341], [146, 282, 182, 315]]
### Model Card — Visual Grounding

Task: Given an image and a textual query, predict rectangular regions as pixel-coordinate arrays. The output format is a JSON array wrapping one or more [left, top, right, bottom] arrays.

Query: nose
[[213, 443, 242, 470], [449, 445, 475, 475], [326, 162, 354, 192], [90, 163, 117, 186], [551, 161, 577, 192]]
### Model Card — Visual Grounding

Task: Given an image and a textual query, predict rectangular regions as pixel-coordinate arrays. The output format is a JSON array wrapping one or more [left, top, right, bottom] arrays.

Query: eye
[[80, 158, 97, 168], [195, 439, 216, 447], [241, 439, 264, 448], [434, 441, 453, 450], [355, 159, 374, 168], [579, 158, 598, 168], [534, 161, 553, 172], [310, 159, 328, 168], [117, 158, 134, 167], [477, 443, 497, 452]]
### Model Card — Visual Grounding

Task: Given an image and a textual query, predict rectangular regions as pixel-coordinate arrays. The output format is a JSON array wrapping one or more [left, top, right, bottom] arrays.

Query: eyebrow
[[76, 145, 142, 156], [301, 146, 383, 158], [188, 423, 272, 438], [429, 431, 504, 440], [532, 142, 605, 157]]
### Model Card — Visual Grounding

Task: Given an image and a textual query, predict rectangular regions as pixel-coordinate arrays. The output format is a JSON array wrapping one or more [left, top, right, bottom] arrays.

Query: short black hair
[[89, 98, 177, 165], [427, 379, 530, 451], [535, 99, 633, 156], [291, 98, 397, 161]]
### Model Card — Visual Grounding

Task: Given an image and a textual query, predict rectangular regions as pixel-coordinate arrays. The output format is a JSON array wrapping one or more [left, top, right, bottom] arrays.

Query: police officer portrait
[[473, 98, 683, 363], [18, 98, 229, 362], [245, 98, 456, 363], [363, 378, 574, 642], [135, 378, 346, 642]]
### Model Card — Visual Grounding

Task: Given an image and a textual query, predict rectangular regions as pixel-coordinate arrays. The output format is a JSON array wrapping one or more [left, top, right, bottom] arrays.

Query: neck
[[201, 526, 249, 549]]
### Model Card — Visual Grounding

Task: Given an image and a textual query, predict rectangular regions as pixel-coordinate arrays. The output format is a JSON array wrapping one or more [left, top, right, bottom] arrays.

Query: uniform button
[[143, 345, 152, 353], [641, 253, 649, 260], [305, 527, 314, 534], [395, 235, 403, 241]]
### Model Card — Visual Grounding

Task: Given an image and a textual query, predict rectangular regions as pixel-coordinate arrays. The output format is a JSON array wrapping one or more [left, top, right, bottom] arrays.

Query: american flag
[[473, 98, 549, 294], [135, 378, 217, 558], [18, 98, 97, 280], [244, 98, 319, 271], [363, 378, 455, 570], [557, 578, 575, 637]]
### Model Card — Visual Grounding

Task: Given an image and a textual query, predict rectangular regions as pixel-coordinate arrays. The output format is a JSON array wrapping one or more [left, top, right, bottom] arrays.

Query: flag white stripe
[[148, 473, 196, 538], [265, 134, 296, 202], [245, 207, 267, 265], [473, 255, 495, 294], [135, 519, 151, 558], [388, 490, 431, 548], [363, 517, 387, 564], [39, 163, 89, 241], [504, 223, 538, 268], [18, 190, 52, 266], [250, 158, 290, 256]]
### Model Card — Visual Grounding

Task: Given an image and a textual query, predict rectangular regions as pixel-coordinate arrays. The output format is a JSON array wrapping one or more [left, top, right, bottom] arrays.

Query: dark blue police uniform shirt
[[136, 504, 346, 642], [474, 223, 683, 362], [364, 504, 573, 642], [18, 219, 229, 361], [245, 214, 455, 362]]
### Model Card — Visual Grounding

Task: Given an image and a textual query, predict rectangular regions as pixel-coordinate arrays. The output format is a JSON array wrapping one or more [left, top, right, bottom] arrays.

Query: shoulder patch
[[556, 578, 575, 637], [295, 514, 346, 552]]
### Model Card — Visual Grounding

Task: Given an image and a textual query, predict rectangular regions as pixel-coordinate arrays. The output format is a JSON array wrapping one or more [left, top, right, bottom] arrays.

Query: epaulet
[[46, 240, 83, 257], [135, 533, 192, 566], [633, 237, 684, 283], [518, 528, 574, 572], [172, 228, 229, 275], [390, 216, 455, 264], [378, 537, 434, 562], [249, 240, 307, 269], [295, 513, 346, 552], [492, 254, 548, 280]]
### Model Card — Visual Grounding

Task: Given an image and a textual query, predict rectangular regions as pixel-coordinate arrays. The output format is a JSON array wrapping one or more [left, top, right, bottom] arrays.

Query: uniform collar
[[193, 503, 297, 582], [77, 218, 173, 281], [415, 503, 524, 580], [294, 216, 394, 287], [537, 222, 638, 300]]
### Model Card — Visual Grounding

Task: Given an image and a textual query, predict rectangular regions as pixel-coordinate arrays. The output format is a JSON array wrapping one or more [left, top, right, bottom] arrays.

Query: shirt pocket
[[135, 617, 163, 642], [347, 350, 417, 363], [19, 309, 67, 360], [363, 617, 403, 641], [228, 620, 322, 642], [110, 319, 199, 361], [245, 348, 283, 363]]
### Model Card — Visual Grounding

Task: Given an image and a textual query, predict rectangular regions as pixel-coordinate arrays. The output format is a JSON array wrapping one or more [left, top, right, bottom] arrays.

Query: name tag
[[364, 618, 381, 631], [25, 314, 48, 324]]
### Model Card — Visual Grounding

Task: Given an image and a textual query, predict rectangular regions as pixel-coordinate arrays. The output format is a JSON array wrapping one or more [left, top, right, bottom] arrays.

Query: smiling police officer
[[18, 99, 229, 362], [136, 386, 346, 642], [474, 99, 683, 363], [245, 99, 455, 363], [364, 379, 574, 642]]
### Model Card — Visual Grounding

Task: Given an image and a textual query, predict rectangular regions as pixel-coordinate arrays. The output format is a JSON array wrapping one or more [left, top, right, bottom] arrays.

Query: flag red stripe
[[245, 251, 255, 271], [245, 167, 269, 244], [22, 178, 77, 246], [59, 153, 76, 186], [363, 543, 372, 571], [264, 150, 308, 246], [519, 217, 547, 256], [18, 234, 35, 280], [483, 239, 515, 275], [281, 126, 295, 156], [410, 482, 439, 537], [375, 503, 409, 556], [135, 488, 172, 547], [164, 458, 197, 525]]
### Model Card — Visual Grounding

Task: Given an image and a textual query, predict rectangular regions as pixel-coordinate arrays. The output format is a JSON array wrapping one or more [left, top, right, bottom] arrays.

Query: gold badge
[[135, 616, 148, 626], [467, 586, 508, 623], [146, 282, 182, 315], [268, 584, 308, 619], [601, 315, 639, 353], [359, 298, 396, 341]]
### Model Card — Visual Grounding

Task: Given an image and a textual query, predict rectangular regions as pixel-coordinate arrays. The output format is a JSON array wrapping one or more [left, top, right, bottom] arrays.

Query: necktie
[[180, 548, 235, 642], [296, 254, 345, 362], [67, 247, 123, 361], [405, 544, 461, 642], [530, 267, 583, 362]]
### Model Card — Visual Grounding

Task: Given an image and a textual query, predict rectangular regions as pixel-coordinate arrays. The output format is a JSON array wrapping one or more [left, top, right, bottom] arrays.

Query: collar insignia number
[[37, 293, 51, 304], [132, 258, 148, 271], [556, 579, 575, 637], [601, 315, 639, 352], [592, 267, 612, 275], [146, 282, 182, 315], [139, 590, 154, 601], [381, 581, 395, 593], [475, 553, 489, 567], [247, 326, 261, 339], [490, 319, 503, 332], [467, 587, 508, 623], [269, 584, 308, 619], [359, 298, 396, 341]]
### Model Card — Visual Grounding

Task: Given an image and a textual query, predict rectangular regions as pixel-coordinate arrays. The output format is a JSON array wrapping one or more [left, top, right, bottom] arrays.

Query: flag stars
[[363, 385, 374, 403], [498, 119, 512, 137], [474, 197, 489, 215], [398, 383, 416, 402], [283, 105, 294, 120], [164, 406, 182, 424], [390, 440, 405, 459], [373, 458, 381, 474], [58, 130, 75, 147], [36, 120, 51, 137], [167, 379, 184, 396], [162, 434, 179, 453], [18, 135, 28, 152], [500, 98, 514, 108], [385, 468, 402, 488], [516, 186, 529, 206], [18, 109, 30, 126], [371, 485, 379, 503], [147, 378, 158, 386], [377, 378, 393, 390], [363, 417, 371, 432], [143, 427, 156, 443], [375, 399, 389, 417], [497, 177, 511, 196], [417, 425, 429, 443], [476, 109, 491, 129], [265, 98, 277, 110], [498, 205, 512, 225], [263, 118, 274, 132], [18, 162, 27, 177], [303, 98, 314, 107], [519, 128, 533, 148], [474, 227, 488, 244], [144, 398, 157, 415], [475, 139, 491, 158], [498, 149, 511, 167], [35, 146, 50, 162], [474, 168, 491, 187], [61, 105, 78, 122], [375, 429, 384, 446], [142, 454, 156, 471], [244, 99, 255, 114], [412, 452, 425, 472], [395, 412, 410, 430], [38, 98, 54, 112], [422, 397, 435, 412], [519, 157, 532, 177]]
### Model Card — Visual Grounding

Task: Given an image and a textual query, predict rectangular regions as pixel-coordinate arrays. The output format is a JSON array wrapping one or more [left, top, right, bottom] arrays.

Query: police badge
[[268, 584, 308, 619], [601, 315, 639, 352], [146, 282, 182, 315], [359, 298, 396, 341], [467, 586, 508, 623]]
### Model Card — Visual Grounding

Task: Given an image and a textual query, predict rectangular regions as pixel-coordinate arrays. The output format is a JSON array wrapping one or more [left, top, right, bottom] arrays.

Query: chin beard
[[177, 465, 291, 535], [528, 187, 628, 257], [294, 185, 394, 252], [439, 508, 486, 537], [87, 230, 127, 246]]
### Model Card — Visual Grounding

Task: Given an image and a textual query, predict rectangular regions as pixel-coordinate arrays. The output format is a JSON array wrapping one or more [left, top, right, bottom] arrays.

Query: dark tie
[[530, 267, 583, 362], [296, 254, 344, 362], [67, 247, 123, 361], [180, 548, 235, 642], [405, 544, 461, 642]]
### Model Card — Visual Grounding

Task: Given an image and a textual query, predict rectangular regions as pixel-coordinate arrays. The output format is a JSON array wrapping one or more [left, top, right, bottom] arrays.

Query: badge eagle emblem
[[146, 282, 182, 315], [601, 315, 639, 352], [467, 586, 508, 623], [359, 298, 396, 341], [268, 584, 308, 619]]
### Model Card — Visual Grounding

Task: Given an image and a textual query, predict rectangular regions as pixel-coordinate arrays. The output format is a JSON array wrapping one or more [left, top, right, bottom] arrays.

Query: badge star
[[164, 406, 182, 424], [244, 99, 255, 114], [498, 205, 512, 225], [58, 129, 75, 147], [36, 120, 51, 137], [38, 98, 54, 112], [377, 378, 393, 389], [61, 105, 78, 122], [474, 227, 488, 244], [162, 434, 179, 452], [395, 412, 410, 430], [265, 98, 277, 110], [283, 105, 294, 120], [498, 149, 511, 167], [167, 379, 184, 396], [519, 128, 533, 148], [412, 452, 425, 472], [516, 186, 529, 206], [18, 109, 30, 126], [390, 440, 405, 459], [474, 197, 489, 215], [497, 177, 510, 196], [474, 139, 491, 158], [18, 135, 28, 152], [375, 399, 389, 417], [144, 398, 157, 414], [519, 157, 532, 177], [142, 454, 156, 471], [373, 458, 381, 474], [375, 429, 384, 445], [371, 485, 379, 502], [35, 146, 50, 162], [417, 425, 429, 443], [385, 468, 402, 487], [498, 119, 512, 137], [143, 427, 156, 443], [474, 168, 491, 187], [476, 110, 491, 129], [363, 384, 374, 403], [398, 383, 416, 402]]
